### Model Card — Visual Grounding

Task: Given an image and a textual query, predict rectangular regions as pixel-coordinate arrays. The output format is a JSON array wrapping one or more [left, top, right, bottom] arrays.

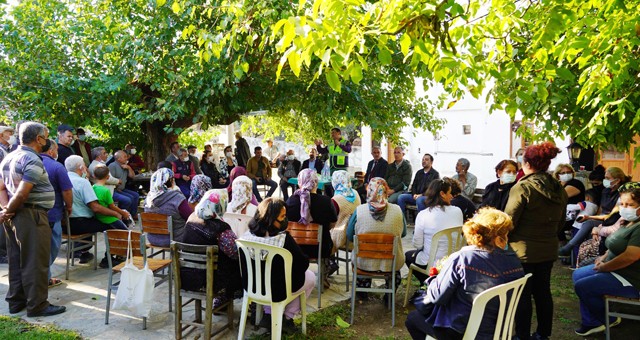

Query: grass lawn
[[0, 315, 82, 339]]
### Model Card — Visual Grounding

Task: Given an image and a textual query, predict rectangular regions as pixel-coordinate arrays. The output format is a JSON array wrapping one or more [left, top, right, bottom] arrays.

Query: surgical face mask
[[619, 206, 640, 222], [225, 152, 233, 158], [189, 152, 196, 156], [70, 139, 75, 146], [182, 157, 189, 162], [517, 156, 523, 163], [501, 173, 516, 184], [207, 156, 214, 162], [78, 135, 86, 142], [81, 170, 87, 179], [559, 173, 573, 182], [603, 179, 612, 188], [286, 155, 294, 161], [130, 148, 136, 155], [7, 135, 16, 145]]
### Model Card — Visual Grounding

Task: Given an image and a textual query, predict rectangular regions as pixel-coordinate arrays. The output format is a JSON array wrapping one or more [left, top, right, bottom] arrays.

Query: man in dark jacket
[[278, 150, 302, 201], [364, 146, 388, 184], [384, 146, 413, 203], [234, 131, 251, 168], [397, 153, 439, 214], [301, 148, 324, 174]]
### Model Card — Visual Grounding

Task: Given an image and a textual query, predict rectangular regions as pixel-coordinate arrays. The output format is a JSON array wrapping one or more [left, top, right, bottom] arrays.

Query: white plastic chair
[[404, 225, 465, 307], [426, 273, 532, 340], [235, 239, 307, 340], [222, 212, 252, 237]]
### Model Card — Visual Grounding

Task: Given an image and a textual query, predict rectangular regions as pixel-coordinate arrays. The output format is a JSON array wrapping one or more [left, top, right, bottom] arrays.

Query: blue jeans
[[397, 194, 427, 214], [113, 188, 140, 217], [49, 220, 62, 280], [573, 264, 640, 327]]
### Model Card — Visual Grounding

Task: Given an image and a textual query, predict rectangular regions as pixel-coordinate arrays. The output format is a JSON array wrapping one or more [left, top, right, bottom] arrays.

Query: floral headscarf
[[189, 174, 212, 204], [331, 170, 357, 203], [145, 168, 174, 208], [195, 189, 228, 220], [227, 166, 259, 205], [228, 175, 253, 213], [293, 168, 319, 224], [367, 177, 389, 221]]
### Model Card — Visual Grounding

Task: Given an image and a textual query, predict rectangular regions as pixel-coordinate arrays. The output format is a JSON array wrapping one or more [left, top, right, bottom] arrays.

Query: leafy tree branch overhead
[[267, 0, 640, 154]]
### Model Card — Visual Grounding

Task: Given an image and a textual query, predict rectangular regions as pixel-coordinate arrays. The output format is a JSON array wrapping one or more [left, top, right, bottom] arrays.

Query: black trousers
[[515, 260, 554, 338], [405, 249, 429, 283], [405, 310, 463, 340]]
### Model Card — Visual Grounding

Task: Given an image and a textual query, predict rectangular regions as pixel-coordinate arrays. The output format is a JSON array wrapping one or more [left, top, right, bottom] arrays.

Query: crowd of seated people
[[5, 123, 638, 340]]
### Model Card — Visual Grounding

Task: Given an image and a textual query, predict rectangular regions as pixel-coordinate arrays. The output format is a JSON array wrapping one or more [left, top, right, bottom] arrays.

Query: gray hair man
[[108, 150, 139, 219], [0, 121, 66, 317], [453, 158, 477, 200]]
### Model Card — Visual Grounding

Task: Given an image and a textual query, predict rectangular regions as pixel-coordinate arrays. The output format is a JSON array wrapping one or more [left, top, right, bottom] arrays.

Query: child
[[559, 189, 599, 261], [93, 165, 132, 230]]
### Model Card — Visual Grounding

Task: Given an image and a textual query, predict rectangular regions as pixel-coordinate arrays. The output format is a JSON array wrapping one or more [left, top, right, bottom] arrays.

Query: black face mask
[[277, 217, 288, 230]]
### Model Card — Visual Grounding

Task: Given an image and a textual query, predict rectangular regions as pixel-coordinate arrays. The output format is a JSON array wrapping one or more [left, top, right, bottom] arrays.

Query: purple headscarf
[[293, 168, 319, 224]]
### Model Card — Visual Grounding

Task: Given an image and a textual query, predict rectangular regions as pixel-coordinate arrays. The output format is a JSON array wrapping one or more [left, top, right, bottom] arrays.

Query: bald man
[[108, 150, 139, 218]]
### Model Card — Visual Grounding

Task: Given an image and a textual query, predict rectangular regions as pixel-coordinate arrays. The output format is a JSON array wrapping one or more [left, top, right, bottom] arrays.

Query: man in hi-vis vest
[[315, 127, 351, 173]]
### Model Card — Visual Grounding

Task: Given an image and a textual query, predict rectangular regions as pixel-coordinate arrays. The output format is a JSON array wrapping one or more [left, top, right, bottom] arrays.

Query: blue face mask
[[620, 206, 640, 222]]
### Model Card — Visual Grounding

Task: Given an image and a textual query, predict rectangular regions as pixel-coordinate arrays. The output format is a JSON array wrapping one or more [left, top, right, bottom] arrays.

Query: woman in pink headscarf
[[285, 168, 337, 288]]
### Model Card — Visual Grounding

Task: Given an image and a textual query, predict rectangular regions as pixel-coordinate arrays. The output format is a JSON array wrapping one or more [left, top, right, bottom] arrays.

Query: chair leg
[[168, 267, 172, 312], [142, 316, 147, 330], [605, 297, 611, 340], [105, 273, 112, 325], [195, 299, 202, 323], [300, 292, 307, 335], [271, 304, 285, 340], [345, 250, 350, 292], [175, 293, 182, 339], [93, 234, 98, 270], [403, 266, 414, 307], [204, 294, 213, 339], [350, 271, 357, 325], [391, 274, 396, 327], [65, 239, 71, 280], [237, 294, 250, 340], [317, 260, 322, 308], [227, 297, 234, 330]]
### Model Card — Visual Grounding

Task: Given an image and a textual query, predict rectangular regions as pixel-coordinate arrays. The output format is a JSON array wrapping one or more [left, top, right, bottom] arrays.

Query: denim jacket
[[426, 245, 524, 338]]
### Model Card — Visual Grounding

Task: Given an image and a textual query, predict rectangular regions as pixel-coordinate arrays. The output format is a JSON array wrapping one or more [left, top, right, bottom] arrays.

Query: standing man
[[316, 127, 351, 173], [302, 147, 324, 174], [165, 141, 180, 162], [72, 128, 92, 167], [56, 124, 75, 166], [364, 146, 388, 184], [187, 145, 203, 175], [0, 122, 66, 317], [108, 151, 139, 220], [452, 158, 477, 201], [41, 139, 73, 287], [246, 146, 277, 202], [278, 149, 301, 201], [0, 125, 16, 162], [264, 138, 281, 167], [397, 153, 440, 214], [384, 146, 412, 203], [234, 131, 251, 168]]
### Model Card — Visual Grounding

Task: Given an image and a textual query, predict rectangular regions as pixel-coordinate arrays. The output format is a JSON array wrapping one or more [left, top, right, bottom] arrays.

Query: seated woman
[[226, 175, 259, 216], [286, 169, 337, 288], [241, 198, 316, 334], [218, 145, 237, 181], [447, 178, 476, 221], [226, 166, 258, 205], [200, 150, 227, 188], [559, 166, 630, 256], [572, 182, 640, 336], [188, 174, 212, 210], [480, 160, 518, 211], [405, 179, 463, 283], [405, 208, 525, 340], [143, 168, 193, 246], [328, 170, 362, 276], [554, 163, 586, 241], [177, 189, 241, 308], [346, 177, 406, 298]]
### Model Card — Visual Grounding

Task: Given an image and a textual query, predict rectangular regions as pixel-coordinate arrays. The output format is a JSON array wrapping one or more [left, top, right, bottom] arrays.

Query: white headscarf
[[228, 175, 253, 213]]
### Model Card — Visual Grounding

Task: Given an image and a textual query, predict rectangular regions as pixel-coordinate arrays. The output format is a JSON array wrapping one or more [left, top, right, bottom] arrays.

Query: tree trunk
[[142, 120, 178, 171]]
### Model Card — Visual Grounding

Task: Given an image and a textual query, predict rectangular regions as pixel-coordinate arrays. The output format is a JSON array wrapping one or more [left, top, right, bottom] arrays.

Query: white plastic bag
[[112, 230, 155, 317]]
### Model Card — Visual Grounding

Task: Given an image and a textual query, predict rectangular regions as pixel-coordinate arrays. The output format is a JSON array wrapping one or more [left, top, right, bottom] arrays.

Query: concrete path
[[0, 229, 416, 339]]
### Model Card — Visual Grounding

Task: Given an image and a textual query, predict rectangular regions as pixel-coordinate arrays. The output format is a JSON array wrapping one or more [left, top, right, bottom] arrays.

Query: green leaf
[[378, 48, 392, 65], [336, 316, 350, 328], [171, 1, 181, 14], [400, 34, 411, 56], [326, 70, 341, 92], [350, 63, 363, 84], [157, 0, 166, 7]]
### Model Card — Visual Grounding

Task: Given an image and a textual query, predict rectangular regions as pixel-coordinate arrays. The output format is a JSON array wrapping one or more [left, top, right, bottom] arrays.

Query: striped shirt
[[0, 145, 55, 209]]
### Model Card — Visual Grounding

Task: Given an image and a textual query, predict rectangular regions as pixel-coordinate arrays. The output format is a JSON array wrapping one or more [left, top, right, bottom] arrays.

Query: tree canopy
[[263, 0, 640, 154], [0, 0, 440, 167]]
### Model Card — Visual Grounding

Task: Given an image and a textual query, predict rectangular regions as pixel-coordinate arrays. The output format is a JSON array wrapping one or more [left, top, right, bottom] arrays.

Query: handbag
[[112, 230, 155, 317]]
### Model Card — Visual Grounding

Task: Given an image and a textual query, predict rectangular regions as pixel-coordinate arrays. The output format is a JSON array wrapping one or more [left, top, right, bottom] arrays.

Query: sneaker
[[575, 324, 605, 336], [326, 260, 339, 277], [610, 317, 622, 328], [99, 257, 110, 269], [78, 252, 94, 264], [530, 332, 549, 340], [558, 245, 572, 257]]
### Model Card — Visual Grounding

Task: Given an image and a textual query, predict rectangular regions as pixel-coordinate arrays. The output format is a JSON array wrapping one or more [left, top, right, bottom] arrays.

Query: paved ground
[[0, 227, 416, 339]]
